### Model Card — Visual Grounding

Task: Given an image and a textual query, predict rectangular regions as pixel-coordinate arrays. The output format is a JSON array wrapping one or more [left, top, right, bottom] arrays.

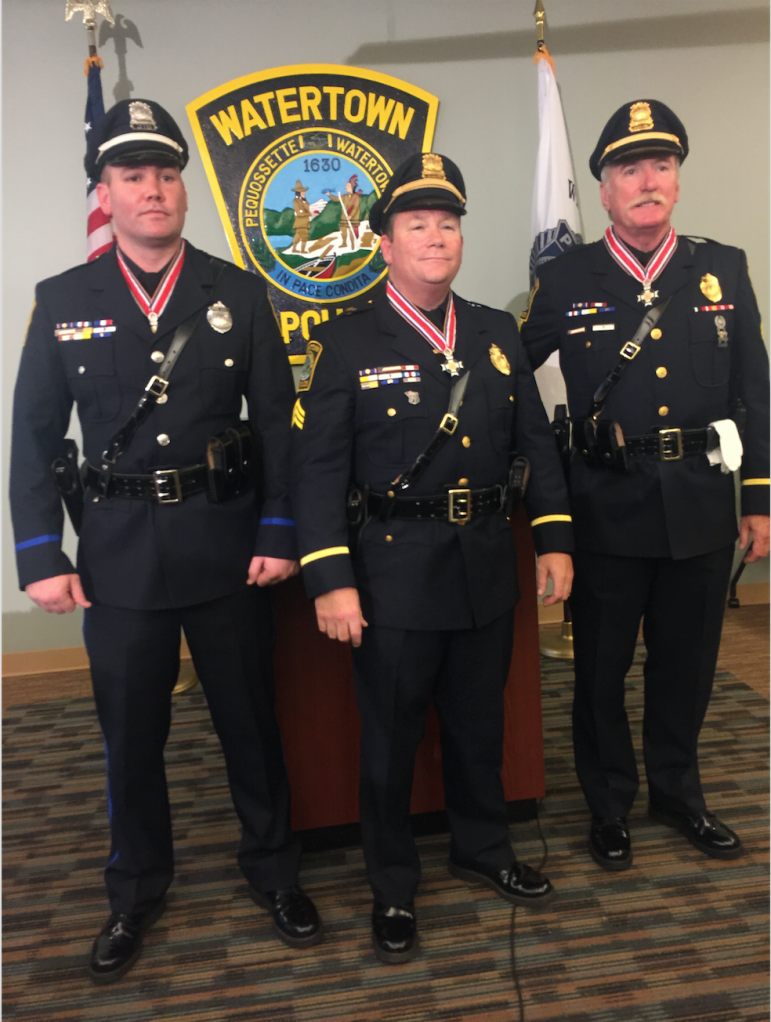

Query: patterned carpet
[[3, 648, 769, 1021]]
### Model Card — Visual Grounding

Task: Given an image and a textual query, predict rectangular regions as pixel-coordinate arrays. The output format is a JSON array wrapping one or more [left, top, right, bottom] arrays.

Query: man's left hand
[[537, 552, 573, 606], [738, 515, 770, 562], [247, 556, 300, 586]]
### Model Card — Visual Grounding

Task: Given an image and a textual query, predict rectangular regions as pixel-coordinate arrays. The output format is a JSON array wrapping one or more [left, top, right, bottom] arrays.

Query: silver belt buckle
[[153, 468, 182, 504], [447, 488, 471, 524], [658, 428, 683, 461]]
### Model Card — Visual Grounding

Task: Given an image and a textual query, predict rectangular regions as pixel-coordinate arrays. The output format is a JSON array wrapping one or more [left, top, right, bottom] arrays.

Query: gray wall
[[3, 0, 769, 652]]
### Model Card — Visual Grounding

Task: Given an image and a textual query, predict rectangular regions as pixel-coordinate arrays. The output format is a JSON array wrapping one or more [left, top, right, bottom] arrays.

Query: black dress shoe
[[448, 858, 554, 906], [589, 816, 633, 871], [648, 805, 743, 860], [248, 884, 322, 948], [372, 902, 418, 964], [88, 898, 166, 985]]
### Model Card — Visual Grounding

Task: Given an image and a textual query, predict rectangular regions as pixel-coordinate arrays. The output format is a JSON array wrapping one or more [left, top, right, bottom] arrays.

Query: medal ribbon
[[603, 226, 677, 286], [116, 240, 186, 332], [386, 281, 456, 358]]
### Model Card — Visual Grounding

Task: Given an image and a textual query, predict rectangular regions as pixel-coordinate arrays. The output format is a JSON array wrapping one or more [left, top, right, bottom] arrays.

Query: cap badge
[[629, 101, 654, 133], [422, 153, 446, 181], [404, 390, 420, 405], [207, 301, 233, 334], [129, 101, 157, 132], [700, 273, 722, 304], [489, 343, 511, 376]]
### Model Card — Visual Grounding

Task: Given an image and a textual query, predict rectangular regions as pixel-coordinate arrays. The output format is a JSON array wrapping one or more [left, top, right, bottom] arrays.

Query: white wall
[[3, 0, 769, 651]]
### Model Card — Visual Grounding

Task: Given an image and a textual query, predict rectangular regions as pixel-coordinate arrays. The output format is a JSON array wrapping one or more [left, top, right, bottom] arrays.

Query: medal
[[386, 281, 464, 377], [603, 227, 677, 306], [116, 241, 186, 334]]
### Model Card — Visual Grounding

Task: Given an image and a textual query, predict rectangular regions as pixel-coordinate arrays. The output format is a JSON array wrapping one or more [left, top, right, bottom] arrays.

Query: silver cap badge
[[129, 101, 157, 132]]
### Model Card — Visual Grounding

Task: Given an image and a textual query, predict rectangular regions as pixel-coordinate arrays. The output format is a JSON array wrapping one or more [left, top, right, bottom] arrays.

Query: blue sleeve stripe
[[15, 534, 62, 552], [259, 517, 295, 527]]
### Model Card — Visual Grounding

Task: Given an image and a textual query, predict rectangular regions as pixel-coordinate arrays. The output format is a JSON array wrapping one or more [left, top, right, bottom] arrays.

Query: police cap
[[369, 152, 466, 236], [589, 99, 688, 180], [85, 99, 189, 181]]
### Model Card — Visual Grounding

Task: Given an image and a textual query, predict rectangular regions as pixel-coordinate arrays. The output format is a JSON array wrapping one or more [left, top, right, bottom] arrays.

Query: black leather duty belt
[[84, 463, 208, 504], [367, 484, 505, 525], [623, 426, 719, 462]]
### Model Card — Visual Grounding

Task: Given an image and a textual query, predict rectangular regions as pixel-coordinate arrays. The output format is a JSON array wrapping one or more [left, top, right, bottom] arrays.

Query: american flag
[[85, 57, 113, 261]]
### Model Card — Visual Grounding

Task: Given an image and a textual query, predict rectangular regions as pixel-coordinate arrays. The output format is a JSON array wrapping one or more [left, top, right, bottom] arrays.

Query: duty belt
[[367, 484, 505, 525], [84, 462, 208, 504], [623, 426, 719, 462]]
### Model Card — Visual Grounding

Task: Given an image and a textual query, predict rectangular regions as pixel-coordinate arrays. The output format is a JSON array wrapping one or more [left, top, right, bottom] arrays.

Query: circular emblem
[[239, 129, 391, 304], [207, 301, 233, 333]]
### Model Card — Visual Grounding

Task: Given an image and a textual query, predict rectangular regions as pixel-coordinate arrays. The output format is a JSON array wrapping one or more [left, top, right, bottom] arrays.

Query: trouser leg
[[571, 552, 652, 818], [642, 546, 734, 815], [181, 587, 301, 892], [434, 611, 515, 871], [84, 604, 180, 915]]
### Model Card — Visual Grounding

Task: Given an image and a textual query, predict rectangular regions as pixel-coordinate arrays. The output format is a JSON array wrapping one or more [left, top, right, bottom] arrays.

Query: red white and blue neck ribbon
[[603, 226, 677, 306], [386, 281, 463, 375], [116, 240, 186, 333]]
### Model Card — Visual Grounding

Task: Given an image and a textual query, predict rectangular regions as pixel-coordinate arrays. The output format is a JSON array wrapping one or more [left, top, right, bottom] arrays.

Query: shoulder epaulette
[[684, 236, 718, 245]]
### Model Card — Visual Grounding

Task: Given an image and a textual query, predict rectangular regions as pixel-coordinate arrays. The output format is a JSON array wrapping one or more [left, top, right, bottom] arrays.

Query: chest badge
[[700, 273, 722, 304], [489, 343, 511, 375], [404, 390, 420, 405], [207, 301, 233, 334]]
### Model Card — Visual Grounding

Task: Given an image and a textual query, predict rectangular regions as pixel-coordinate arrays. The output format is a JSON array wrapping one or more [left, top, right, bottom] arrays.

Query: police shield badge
[[187, 65, 439, 363]]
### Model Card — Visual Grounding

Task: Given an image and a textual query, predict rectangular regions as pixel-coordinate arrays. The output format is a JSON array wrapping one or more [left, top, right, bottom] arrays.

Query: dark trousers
[[570, 546, 735, 820], [351, 610, 516, 906], [83, 586, 300, 915]]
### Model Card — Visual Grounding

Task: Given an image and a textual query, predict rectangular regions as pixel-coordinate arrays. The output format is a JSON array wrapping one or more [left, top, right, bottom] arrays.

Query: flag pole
[[534, 0, 546, 52]]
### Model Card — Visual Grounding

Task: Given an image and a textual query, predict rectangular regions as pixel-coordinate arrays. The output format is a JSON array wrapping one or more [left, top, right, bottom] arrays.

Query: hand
[[314, 587, 368, 647], [25, 574, 92, 614], [247, 556, 300, 586], [537, 552, 573, 606], [738, 514, 770, 562]]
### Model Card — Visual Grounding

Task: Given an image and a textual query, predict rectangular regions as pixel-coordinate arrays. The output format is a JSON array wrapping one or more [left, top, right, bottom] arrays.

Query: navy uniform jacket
[[520, 237, 770, 559], [290, 290, 573, 631], [11, 242, 297, 609]]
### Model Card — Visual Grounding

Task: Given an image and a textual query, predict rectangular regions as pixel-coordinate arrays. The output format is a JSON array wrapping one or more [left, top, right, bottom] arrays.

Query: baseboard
[[3, 637, 192, 679]]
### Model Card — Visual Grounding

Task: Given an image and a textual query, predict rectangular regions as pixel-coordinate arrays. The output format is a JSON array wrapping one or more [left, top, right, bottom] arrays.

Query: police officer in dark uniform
[[10, 99, 321, 983], [520, 100, 770, 871], [290, 153, 573, 963]]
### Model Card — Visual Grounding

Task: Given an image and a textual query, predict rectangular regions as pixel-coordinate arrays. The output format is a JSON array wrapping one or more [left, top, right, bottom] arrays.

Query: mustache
[[630, 194, 665, 208]]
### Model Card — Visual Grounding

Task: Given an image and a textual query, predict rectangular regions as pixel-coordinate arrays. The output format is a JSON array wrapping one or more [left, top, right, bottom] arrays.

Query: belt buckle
[[658, 428, 683, 461], [145, 375, 169, 398], [153, 468, 182, 504], [439, 413, 458, 436], [620, 341, 641, 361], [448, 488, 471, 524]]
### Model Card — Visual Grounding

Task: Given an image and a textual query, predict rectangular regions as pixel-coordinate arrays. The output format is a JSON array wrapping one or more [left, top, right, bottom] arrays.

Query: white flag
[[527, 46, 583, 410]]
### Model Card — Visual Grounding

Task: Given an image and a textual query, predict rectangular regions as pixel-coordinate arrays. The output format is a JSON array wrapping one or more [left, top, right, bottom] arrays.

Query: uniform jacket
[[11, 242, 297, 609], [290, 290, 573, 631], [520, 236, 770, 559]]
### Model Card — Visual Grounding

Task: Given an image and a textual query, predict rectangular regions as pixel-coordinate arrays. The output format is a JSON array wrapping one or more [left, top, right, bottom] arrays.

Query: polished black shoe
[[372, 902, 418, 964], [448, 858, 554, 906], [589, 816, 633, 871], [648, 805, 743, 860], [88, 898, 166, 985], [248, 884, 323, 948]]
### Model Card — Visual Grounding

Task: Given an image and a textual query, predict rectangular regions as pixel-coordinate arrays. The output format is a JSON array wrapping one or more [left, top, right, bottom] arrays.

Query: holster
[[346, 482, 370, 552], [551, 405, 572, 472], [206, 422, 257, 503], [52, 438, 85, 536], [506, 455, 530, 515], [572, 417, 630, 473]]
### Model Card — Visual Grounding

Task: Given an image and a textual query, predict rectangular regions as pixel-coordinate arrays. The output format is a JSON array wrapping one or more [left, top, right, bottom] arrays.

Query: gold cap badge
[[206, 301, 233, 334], [700, 273, 722, 304], [422, 153, 446, 181], [629, 102, 654, 133], [489, 343, 510, 376]]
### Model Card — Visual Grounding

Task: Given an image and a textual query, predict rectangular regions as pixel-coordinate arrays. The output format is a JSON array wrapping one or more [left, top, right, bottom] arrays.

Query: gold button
[[656, 367, 667, 378], [387, 490, 395, 499], [151, 350, 164, 363], [156, 393, 168, 404], [78, 365, 86, 374], [387, 407, 396, 417], [651, 328, 662, 340], [157, 433, 171, 446], [509, 395, 514, 402], [385, 535, 393, 543], [224, 358, 234, 367], [462, 436, 471, 448], [658, 406, 669, 417], [458, 478, 469, 486], [586, 341, 592, 348]]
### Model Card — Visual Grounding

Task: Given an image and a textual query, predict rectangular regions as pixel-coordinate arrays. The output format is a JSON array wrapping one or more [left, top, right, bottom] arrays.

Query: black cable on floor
[[509, 800, 549, 1022]]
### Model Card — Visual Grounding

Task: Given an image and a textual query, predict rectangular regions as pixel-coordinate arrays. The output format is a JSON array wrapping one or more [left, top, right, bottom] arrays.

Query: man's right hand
[[314, 587, 368, 647], [25, 574, 92, 614]]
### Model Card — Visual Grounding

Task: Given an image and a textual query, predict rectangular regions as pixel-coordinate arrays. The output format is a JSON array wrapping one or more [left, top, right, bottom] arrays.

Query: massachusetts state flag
[[85, 57, 113, 261]]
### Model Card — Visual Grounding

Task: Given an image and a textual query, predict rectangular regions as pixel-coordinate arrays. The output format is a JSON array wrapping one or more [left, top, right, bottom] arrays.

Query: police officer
[[290, 153, 573, 963], [520, 100, 770, 871], [10, 99, 321, 983]]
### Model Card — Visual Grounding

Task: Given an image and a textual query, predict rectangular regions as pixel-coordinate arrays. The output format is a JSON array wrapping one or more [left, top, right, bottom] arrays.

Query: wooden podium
[[272, 504, 545, 831]]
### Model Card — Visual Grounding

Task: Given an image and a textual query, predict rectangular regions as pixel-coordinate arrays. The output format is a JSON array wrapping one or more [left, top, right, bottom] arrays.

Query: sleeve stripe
[[259, 517, 295, 526], [15, 534, 61, 552], [530, 515, 572, 527], [741, 479, 770, 486], [300, 546, 350, 567]]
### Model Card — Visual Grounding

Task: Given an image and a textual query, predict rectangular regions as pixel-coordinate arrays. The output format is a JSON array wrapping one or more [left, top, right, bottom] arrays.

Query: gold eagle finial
[[65, 0, 115, 27]]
